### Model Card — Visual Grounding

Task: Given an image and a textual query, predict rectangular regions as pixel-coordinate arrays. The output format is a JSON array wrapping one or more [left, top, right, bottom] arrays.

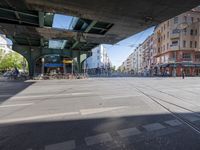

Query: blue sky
[[104, 27, 154, 67], [52, 14, 155, 67], [53, 14, 73, 29], [6, 14, 154, 67]]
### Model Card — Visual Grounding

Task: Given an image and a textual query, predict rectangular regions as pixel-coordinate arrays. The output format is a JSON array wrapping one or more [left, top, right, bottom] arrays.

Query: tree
[[0, 50, 27, 71], [111, 66, 116, 72]]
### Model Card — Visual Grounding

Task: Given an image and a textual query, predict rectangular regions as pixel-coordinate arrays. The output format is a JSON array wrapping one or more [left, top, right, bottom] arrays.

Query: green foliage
[[111, 66, 116, 71], [0, 49, 27, 71]]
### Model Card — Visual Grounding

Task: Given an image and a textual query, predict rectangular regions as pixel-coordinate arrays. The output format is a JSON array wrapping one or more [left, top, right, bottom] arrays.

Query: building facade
[[84, 45, 112, 74], [0, 34, 12, 53], [120, 6, 200, 77], [153, 7, 200, 76]]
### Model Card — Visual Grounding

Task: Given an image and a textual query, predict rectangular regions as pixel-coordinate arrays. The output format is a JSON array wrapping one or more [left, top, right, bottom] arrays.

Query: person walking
[[12, 67, 19, 80], [181, 68, 185, 79]]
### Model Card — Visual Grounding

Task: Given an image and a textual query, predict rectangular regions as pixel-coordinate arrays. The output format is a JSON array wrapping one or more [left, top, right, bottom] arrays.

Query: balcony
[[168, 58, 176, 63], [170, 29, 180, 39], [180, 58, 192, 62]]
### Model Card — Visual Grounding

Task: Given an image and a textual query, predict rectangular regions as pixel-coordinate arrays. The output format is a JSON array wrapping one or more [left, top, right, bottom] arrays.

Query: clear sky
[[6, 14, 154, 67], [103, 26, 155, 68], [52, 14, 155, 68]]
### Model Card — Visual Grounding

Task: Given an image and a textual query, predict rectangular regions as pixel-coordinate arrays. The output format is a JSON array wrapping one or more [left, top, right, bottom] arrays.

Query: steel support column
[[77, 51, 81, 73]]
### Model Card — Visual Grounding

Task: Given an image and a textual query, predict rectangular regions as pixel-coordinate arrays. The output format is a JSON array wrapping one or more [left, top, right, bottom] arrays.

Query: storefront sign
[[44, 64, 64, 67], [63, 60, 73, 64]]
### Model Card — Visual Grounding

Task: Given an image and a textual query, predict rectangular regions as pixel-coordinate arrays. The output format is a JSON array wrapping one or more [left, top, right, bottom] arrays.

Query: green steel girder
[[39, 12, 44, 27], [0, 23, 115, 44], [12, 44, 89, 75], [13, 44, 89, 63], [84, 21, 97, 33], [0, 7, 39, 26]]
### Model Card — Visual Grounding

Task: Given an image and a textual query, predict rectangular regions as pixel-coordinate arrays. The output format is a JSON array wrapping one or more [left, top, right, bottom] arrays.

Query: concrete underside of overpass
[[0, 0, 199, 76]]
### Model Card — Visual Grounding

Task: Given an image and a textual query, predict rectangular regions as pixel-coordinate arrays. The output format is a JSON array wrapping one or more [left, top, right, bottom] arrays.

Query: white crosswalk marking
[[80, 106, 127, 115], [0, 112, 79, 124], [165, 119, 182, 126], [117, 127, 141, 138], [45, 140, 75, 150], [0, 103, 34, 108], [143, 123, 165, 131], [184, 115, 200, 122], [85, 133, 112, 146]]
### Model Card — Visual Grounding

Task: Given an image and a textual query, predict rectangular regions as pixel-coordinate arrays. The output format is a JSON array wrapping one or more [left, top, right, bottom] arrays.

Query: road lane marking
[[117, 127, 141, 138], [80, 106, 127, 115], [101, 95, 140, 100], [164, 119, 182, 126], [85, 133, 112, 146], [0, 112, 79, 124], [0, 103, 34, 108], [1, 92, 91, 99], [45, 140, 75, 150], [184, 115, 200, 122], [143, 123, 165, 131]]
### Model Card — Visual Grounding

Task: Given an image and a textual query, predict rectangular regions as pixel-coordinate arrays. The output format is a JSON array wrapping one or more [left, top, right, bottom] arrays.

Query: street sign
[[63, 60, 73, 64]]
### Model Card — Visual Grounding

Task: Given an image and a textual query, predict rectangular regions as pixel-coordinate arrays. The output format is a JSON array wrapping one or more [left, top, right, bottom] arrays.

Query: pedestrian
[[13, 67, 19, 79], [181, 68, 185, 79]]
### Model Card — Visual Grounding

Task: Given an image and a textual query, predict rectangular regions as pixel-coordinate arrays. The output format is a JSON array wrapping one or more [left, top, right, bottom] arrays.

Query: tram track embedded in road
[[133, 86, 200, 135]]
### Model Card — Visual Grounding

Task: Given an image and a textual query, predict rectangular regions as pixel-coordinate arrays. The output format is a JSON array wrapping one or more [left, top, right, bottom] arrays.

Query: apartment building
[[153, 7, 200, 76], [141, 34, 155, 76], [0, 34, 12, 53], [84, 45, 112, 74]]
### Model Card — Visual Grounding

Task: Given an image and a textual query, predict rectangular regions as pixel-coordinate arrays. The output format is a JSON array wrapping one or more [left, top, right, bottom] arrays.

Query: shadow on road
[[0, 81, 35, 104], [0, 113, 200, 150]]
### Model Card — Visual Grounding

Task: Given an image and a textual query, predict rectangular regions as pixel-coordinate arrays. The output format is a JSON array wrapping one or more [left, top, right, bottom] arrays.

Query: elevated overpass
[[0, 0, 199, 76]]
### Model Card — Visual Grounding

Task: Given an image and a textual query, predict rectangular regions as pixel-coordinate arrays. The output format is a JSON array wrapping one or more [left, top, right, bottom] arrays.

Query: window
[[190, 29, 193, 35], [163, 45, 165, 51], [191, 17, 194, 23], [167, 32, 169, 38], [195, 29, 198, 35], [164, 24, 166, 30], [172, 41, 178, 45], [158, 47, 160, 53], [167, 43, 169, 49], [174, 16, 178, 24], [172, 52, 176, 58], [167, 21, 169, 27], [183, 40, 186, 48], [183, 28, 187, 35], [195, 54, 200, 60], [198, 18, 200, 22], [195, 41, 197, 48], [164, 34, 165, 40], [184, 16, 187, 22], [190, 41, 193, 48], [182, 53, 191, 59], [97, 56, 100, 60]]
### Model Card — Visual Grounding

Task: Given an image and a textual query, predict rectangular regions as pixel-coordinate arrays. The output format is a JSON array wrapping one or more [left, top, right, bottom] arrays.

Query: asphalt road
[[0, 77, 200, 150]]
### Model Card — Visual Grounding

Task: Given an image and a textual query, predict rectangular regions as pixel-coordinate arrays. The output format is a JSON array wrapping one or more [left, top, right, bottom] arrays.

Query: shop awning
[[181, 63, 195, 67], [169, 63, 178, 67], [44, 63, 64, 67], [159, 64, 169, 68], [195, 64, 200, 67]]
